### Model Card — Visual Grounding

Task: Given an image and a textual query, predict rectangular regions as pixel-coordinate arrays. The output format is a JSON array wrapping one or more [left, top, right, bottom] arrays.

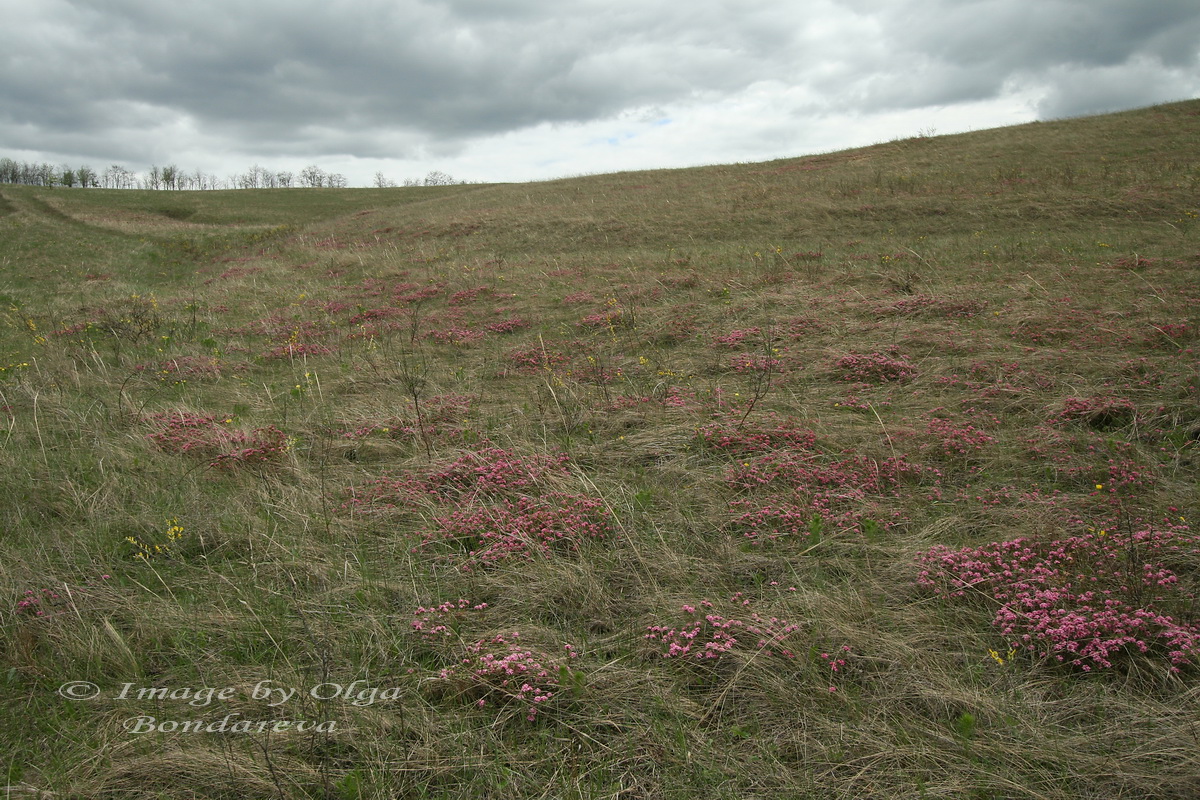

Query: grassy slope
[[1, 100, 1198, 799]]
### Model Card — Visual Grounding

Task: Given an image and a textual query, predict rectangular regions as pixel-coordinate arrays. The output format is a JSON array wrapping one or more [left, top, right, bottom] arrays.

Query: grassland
[[1, 99, 1198, 799]]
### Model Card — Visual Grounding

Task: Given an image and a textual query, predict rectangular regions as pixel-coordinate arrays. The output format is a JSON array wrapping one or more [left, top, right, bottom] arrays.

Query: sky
[[3, 0, 1199, 187]]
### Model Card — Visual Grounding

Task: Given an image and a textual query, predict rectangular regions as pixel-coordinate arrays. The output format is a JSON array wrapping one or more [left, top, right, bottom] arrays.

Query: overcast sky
[[3, 0, 1199, 186]]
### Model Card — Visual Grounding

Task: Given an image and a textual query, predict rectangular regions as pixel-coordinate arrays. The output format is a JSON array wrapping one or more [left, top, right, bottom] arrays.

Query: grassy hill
[[1, 99, 1198, 799]]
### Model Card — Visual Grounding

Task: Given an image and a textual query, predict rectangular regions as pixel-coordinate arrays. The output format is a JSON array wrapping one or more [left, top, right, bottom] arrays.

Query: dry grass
[[1, 99, 1198, 798]]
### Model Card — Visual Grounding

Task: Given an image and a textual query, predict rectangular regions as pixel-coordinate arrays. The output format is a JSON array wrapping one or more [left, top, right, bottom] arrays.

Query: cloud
[[1, 0, 1197, 183]]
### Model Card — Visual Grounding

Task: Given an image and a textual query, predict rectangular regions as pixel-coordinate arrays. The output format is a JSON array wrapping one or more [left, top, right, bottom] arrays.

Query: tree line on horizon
[[0, 157, 464, 190]]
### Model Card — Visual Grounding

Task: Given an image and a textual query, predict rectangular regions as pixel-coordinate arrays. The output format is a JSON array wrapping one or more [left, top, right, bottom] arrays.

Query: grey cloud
[[8, 0, 800, 156], [2, 0, 1197, 182], [829, 0, 1200, 113]]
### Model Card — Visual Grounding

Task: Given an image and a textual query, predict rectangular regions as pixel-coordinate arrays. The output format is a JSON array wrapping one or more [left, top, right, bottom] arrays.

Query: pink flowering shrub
[[923, 415, 997, 459], [882, 295, 987, 319], [146, 412, 289, 469], [262, 342, 335, 359], [713, 328, 761, 347], [394, 283, 445, 304], [428, 492, 612, 567], [426, 325, 485, 345], [449, 286, 492, 305], [725, 452, 931, 494], [646, 594, 801, 660], [439, 633, 578, 720], [578, 310, 627, 329], [411, 602, 578, 720], [696, 414, 818, 454], [726, 452, 936, 538], [484, 317, 530, 334], [344, 444, 571, 511], [1054, 396, 1137, 431], [344, 444, 612, 568], [505, 344, 572, 373], [916, 520, 1200, 671], [833, 352, 917, 383], [729, 352, 782, 373]]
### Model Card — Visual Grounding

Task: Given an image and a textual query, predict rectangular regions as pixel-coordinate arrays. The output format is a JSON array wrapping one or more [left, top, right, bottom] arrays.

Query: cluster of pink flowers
[[504, 344, 572, 373], [425, 325, 485, 345], [1146, 321, 1194, 345], [923, 415, 997, 459], [561, 290, 597, 304], [16, 575, 110, 618], [429, 492, 612, 567], [820, 646, 853, 692], [696, 414, 818, 454], [729, 353, 783, 373], [713, 328, 761, 347], [577, 310, 626, 329], [883, 295, 987, 319], [393, 283, 445, 304], [146, 412, 288, 469], [449, 634, 577, 720], [17, 587, 62, 617], [344, 445, 572, 511], [411, 603, 576, 721], [484, 317, 530, 334], [345, 444, 612, 568], [262, 342, 335, 359], [833, 351, 917, 383], [916, 520, 1200, 671], [646, 594, 801, 660], [1054, 396, 1138, 431], [725, 452, 937, 539], [449, 286, 492, 305], [725, 452, 931, 494], [411, 598, 489, 641]]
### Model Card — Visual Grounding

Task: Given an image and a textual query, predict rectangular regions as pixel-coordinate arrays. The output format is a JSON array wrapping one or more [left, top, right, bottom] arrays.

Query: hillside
[[1, 99, 1198, 799]]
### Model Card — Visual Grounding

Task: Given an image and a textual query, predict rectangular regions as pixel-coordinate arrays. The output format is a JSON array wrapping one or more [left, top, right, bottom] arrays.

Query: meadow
[[1, 99, 1198, 799]]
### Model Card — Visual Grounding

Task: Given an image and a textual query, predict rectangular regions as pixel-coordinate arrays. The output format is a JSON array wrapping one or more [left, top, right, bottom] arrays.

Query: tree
[[373, 171, 396, 188], [299, 165, 324, 188], [0, 158, 17, 184], [77, 165, 96, 188], [61, 168, 76, 188], [423, 170, 456, 186]]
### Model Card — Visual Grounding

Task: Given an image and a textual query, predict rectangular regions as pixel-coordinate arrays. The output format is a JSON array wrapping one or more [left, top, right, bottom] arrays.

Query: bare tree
[[299, 165, 325, 188], [423, 170, 456, 186]]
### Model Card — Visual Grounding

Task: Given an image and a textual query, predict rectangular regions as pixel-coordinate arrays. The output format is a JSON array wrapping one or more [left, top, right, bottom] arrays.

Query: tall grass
[[1, 99, 1198, 799]]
